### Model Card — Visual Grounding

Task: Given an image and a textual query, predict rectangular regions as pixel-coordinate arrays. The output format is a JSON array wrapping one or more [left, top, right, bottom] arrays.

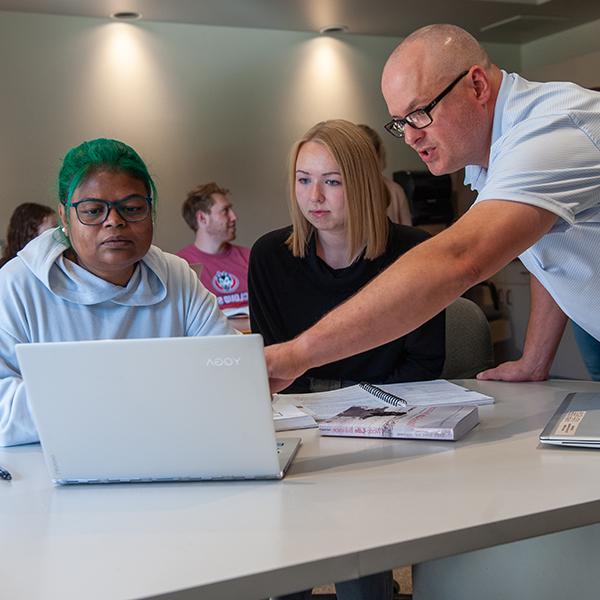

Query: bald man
[[266, 24, 600, 391]]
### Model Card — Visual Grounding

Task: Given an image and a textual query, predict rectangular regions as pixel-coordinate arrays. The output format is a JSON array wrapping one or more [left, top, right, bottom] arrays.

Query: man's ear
[[196, 210, 209, 229], [470, 66, 491, 104]]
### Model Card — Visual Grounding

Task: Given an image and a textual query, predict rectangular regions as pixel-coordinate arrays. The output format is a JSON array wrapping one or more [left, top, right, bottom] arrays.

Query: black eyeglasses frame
[[384, 70, 470, 139], [68, 195, 153, 226]]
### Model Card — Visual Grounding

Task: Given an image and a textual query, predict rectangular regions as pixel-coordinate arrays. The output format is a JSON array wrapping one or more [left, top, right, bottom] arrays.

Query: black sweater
[[249, 223, 445, 393]]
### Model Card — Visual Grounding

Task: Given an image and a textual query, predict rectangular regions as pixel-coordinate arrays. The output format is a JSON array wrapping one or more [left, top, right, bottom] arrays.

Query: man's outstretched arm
[[477, 273, 567, 381], [265, 200, 558, 391]]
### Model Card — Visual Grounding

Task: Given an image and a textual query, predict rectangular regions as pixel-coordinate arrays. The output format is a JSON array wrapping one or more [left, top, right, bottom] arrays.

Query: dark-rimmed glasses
[[384, 70, 469, 139], [68, 195, 152, 226]]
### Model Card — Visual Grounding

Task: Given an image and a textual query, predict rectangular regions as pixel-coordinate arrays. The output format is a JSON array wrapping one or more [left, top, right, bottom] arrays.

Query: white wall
[[521, 18, 600, 86], [0, 11, 520, 251]]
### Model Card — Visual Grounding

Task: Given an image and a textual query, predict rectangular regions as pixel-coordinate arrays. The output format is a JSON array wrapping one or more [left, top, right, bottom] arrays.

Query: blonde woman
[[249, 119, 444, 395], [249, 121, 444, 598]]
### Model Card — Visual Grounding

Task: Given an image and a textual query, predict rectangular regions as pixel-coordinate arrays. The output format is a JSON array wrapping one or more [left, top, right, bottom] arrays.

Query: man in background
[[177, 182, 250, 316]]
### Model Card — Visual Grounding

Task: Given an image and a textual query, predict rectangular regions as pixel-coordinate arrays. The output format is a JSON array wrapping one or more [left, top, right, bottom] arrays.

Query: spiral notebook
[[274, 379, 493, 422], [358, 382, 408, 410], [273, 380, 489, 440]]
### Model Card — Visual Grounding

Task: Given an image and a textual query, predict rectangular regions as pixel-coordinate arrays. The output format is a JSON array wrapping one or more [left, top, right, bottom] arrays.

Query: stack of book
[[318, 404, 479, 441], [273, 379, 493, 441]]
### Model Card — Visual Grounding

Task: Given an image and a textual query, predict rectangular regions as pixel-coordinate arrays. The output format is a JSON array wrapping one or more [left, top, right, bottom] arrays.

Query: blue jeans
[[272, 570, 394, 600], [572, 322, 600, 381]]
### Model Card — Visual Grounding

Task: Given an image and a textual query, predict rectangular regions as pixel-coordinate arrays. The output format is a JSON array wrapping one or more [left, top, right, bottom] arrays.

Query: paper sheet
[[274, 379, 494, 421]]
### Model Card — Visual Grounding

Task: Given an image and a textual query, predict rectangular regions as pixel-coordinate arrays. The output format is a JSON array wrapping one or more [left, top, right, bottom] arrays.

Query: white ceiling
[[0, 0, 598, 43]]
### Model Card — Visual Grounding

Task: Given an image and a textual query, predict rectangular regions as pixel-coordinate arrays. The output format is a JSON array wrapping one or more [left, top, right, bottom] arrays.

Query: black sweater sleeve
[[248, 228, 291, 347]]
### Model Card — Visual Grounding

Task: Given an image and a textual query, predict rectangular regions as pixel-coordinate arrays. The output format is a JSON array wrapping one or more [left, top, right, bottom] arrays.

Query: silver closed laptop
[[16, 334, 300, 484], [540, 392, 600, 448]]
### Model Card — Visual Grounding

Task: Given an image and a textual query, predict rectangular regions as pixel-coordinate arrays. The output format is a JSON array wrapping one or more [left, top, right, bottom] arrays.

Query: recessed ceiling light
[[319, 24, 349, 35], [110, 11, 142, 21]]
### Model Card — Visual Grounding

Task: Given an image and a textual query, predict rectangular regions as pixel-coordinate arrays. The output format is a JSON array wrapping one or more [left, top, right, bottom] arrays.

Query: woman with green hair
[[0, 138, 234, 447]]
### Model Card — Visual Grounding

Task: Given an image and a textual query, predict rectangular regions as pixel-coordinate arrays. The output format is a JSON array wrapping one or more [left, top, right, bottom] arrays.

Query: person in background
[[358, 123, 412, 225], [177, 183, 250, 316], [0, 138, 234, 447], [264, 24, 600, 393], [249, 118, 444, 598], [0, 203, 57, 268]]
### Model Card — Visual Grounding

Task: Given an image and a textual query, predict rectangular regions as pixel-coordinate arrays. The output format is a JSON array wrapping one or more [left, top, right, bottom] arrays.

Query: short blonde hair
[[286, 119, 389, 260]]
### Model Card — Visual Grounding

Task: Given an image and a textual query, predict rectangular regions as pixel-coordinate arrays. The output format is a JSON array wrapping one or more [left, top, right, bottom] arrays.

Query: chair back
[[441, 297, 494, 379]]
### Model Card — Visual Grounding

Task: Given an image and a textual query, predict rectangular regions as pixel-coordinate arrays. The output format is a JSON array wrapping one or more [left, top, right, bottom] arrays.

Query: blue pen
[[0, 465, 12, 481]]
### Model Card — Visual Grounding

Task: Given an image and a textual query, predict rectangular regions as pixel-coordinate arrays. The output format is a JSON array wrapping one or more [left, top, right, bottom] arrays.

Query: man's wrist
[[519, 351, 551, 379], [288, 334, 315, 377]]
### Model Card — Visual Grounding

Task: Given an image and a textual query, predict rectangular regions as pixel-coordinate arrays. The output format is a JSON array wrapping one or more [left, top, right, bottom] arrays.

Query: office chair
[[463, 280, 503, 322], [441, 297, 495, 379]]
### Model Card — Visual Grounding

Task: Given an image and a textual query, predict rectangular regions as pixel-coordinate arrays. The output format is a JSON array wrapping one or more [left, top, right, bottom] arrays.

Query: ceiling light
[[319, 25, 349, 35], [110, 11, 142, 21]]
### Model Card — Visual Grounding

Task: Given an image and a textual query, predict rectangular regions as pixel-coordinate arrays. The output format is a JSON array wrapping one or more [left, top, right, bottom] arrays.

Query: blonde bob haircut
[[286, 119, 389, 260]]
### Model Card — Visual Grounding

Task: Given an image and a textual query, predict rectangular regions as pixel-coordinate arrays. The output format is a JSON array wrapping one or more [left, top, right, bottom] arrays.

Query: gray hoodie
[[0, 229, 234, 446]]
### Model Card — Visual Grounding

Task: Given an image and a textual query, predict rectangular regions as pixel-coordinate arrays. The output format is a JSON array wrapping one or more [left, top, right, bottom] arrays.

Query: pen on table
[[0, 465, 12, 481]]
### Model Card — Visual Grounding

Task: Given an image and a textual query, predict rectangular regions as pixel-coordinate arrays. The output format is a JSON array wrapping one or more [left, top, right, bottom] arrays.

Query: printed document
[[274, 379, 494, 421]]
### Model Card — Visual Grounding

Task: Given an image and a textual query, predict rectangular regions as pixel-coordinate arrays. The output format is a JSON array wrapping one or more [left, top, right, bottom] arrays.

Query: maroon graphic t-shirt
[[176, 243, 250, 314]]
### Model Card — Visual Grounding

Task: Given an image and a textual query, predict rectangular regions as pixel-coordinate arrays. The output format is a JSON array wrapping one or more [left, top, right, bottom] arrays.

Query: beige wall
[[0, 11, 522, 251], [521, 18, 600, 86]]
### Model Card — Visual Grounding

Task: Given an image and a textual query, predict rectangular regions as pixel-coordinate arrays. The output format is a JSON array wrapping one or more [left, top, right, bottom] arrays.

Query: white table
[[2, 379, 600, 600]]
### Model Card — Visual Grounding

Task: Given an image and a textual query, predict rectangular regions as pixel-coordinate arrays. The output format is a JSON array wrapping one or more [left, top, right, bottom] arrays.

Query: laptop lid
[[16, 334, 299, 483], [540, 392, 600, 447]]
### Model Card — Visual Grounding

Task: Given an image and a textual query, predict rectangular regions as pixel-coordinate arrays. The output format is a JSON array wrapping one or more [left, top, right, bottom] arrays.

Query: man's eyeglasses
[[384, 70, 469, 139], [68, 195, 152, 226]]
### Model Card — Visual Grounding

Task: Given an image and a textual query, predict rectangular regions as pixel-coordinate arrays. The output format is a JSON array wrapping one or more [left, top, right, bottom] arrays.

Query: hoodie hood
[[17, 229, 167, 306]]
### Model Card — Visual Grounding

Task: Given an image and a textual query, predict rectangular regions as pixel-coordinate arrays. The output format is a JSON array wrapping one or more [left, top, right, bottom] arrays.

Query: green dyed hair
[[57, 138, 158, 233]]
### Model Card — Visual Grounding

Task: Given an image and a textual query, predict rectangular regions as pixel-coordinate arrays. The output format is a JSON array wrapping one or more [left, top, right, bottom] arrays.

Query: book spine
[[320, 424, 387, 437], [319, 424, 454, 440], [396, 429, 454, 440]]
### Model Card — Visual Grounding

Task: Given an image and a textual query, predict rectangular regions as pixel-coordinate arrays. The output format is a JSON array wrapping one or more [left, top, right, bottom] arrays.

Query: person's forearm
[[291, 214, 510, 373], [475, 274, 567, 383], [293, 240, 469, 371], [267, 201, 559, 387], [519, 274, 567, 376], [0, 377, 38, 447]]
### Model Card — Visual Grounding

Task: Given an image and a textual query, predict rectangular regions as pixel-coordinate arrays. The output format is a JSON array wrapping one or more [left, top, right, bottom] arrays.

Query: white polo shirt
[[465, 71, 600, 340]]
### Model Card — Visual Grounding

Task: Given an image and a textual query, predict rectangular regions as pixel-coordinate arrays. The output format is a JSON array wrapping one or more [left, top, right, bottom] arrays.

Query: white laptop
[[540, 392, 600, 448], [16, 334, 301, 484]]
